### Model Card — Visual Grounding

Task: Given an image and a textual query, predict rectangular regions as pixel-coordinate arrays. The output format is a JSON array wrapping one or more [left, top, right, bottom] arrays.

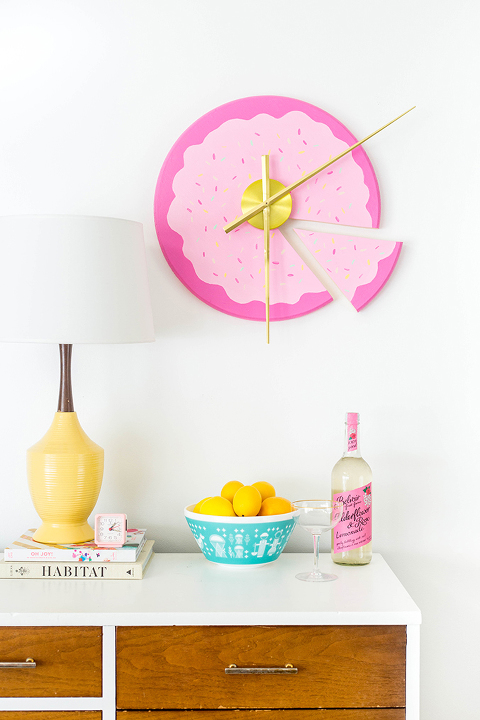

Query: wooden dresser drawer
[[118, 711, 405, 720], [116, 626, 406, 710], [0, 628, 102, 697], [0, 714, 101, 720]]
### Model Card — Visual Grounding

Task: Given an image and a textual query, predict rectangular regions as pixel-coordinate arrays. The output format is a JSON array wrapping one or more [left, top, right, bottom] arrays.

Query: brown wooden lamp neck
[[58, 344, 74, 412]]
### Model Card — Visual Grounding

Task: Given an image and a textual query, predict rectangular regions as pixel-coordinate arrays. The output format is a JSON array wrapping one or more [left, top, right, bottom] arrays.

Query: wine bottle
[[331, 413, 372, 565]]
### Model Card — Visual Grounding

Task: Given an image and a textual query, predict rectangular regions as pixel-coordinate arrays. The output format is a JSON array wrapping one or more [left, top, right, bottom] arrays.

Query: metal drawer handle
[[225, 663, 298, 674], [0, 658, 36, 669]]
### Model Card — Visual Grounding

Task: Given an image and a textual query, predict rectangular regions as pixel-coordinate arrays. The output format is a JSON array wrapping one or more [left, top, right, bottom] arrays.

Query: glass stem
[[313, 534, 321, 574]]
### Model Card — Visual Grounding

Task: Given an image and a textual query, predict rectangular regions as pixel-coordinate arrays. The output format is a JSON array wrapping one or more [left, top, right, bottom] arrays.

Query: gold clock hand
[[262, 154, 271, 344], [224, 106, 415, 233]]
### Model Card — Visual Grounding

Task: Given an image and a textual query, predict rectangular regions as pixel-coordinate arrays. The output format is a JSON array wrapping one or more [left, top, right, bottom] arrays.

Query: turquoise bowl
[[184, 504, 299, 567]]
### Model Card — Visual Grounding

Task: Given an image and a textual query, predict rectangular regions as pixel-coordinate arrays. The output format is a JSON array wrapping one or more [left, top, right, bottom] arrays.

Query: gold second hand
[[224, 106, 416, 234], [262, 154, 271, 344]]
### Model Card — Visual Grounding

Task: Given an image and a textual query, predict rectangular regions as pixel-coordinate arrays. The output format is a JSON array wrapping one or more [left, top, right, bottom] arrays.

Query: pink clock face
[[94, 514, 127, 546], [154, 96, 401, 320]]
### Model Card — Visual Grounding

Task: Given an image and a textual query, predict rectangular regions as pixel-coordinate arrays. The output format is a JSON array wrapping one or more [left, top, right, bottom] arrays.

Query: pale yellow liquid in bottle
[[331, 455, 372, 565]]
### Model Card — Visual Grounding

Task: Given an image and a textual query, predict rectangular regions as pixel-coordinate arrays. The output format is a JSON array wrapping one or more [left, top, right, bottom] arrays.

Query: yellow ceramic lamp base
[[27, 412, 104, 544]]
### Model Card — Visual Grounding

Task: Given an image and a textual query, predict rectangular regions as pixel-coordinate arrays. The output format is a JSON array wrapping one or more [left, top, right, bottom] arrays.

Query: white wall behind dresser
[[0, 1, 478, 717]]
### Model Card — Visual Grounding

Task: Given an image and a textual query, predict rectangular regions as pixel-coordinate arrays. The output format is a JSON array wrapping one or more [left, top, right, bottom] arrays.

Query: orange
[[221, 480, 244, 503], [232, 485, 262, 517], [199, 496, 236, 516], [193, 497, 211, 513], [252, 481, 276, 501], [258, 496, 293, 516]]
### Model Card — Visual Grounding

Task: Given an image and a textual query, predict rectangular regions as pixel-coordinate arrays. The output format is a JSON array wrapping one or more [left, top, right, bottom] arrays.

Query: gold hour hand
[[262, 155, 271, 344], [223, 106, 415, 234]]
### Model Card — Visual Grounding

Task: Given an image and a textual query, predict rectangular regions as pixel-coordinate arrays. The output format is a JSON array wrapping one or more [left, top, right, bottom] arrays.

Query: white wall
[[0, 1, 478, 716]]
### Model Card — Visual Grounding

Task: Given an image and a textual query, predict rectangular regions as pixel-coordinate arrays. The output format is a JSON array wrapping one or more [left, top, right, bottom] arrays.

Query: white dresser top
[[0, 553, 421, 627]]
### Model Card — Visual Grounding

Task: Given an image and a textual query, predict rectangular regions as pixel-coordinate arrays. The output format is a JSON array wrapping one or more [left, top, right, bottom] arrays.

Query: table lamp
[[0, 215, 155, 544]]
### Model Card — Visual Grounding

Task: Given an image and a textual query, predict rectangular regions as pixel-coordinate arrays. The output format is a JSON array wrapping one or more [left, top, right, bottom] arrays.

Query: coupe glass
[[292, 500, 343, 582]]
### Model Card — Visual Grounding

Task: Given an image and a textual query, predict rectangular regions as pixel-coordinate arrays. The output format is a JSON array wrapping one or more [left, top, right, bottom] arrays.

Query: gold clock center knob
[[240, 178, 292, 230]]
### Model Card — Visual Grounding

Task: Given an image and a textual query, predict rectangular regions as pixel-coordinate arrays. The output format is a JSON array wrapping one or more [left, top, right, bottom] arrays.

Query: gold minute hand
[[223, 106, 415, 234]]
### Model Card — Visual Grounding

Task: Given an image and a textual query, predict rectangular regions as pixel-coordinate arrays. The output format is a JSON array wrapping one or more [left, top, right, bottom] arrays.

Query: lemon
[[221, 480, 244, 503], [258, 496, 293, 516], [252, 481, 276, 502], [199, 496, 236, 516], [193, 497, 211, 513], [232, 485, 262, 517]]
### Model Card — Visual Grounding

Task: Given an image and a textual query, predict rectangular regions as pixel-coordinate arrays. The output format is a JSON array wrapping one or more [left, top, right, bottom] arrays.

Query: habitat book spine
[[0, 541, 154, 580], [4, 529, 146, 562]]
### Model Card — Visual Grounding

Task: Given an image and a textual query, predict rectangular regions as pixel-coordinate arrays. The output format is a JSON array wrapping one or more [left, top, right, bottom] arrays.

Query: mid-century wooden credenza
[[0, 553, 421, 720]]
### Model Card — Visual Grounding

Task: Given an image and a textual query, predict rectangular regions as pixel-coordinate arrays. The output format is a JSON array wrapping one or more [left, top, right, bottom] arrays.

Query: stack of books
[[0, 528, 154, 580]]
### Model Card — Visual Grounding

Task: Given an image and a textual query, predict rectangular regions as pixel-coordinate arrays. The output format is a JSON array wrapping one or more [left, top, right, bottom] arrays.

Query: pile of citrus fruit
[[193, 481, 293, 517]]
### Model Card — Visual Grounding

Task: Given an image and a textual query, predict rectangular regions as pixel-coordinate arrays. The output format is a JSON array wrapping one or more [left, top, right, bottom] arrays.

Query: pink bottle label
[[333, 482, 372, 553], [347, 413, 358, 452]]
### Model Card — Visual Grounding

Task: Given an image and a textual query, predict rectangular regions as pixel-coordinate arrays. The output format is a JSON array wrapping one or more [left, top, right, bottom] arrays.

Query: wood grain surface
[[0, 627, 102, 697], [117, 710, 405, 720], [0, 714, 101, 720], [116, 626, 406, 710]]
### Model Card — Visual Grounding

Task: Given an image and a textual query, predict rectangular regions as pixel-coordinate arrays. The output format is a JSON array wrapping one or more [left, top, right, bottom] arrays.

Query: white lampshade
[[0, 215, 155, 343]]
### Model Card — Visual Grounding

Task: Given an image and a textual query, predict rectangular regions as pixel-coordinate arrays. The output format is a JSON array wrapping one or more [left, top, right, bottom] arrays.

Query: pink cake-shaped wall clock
[[154, 96, 402, 321]]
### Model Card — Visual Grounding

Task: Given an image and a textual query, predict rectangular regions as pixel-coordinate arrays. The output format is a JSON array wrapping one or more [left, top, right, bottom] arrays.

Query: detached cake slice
[[293, 229, 402, 311]]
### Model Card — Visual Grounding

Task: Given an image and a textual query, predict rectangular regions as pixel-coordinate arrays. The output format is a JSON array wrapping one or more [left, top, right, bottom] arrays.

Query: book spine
[[4, 536, 145, 563], [0, 551, 153, 580]]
